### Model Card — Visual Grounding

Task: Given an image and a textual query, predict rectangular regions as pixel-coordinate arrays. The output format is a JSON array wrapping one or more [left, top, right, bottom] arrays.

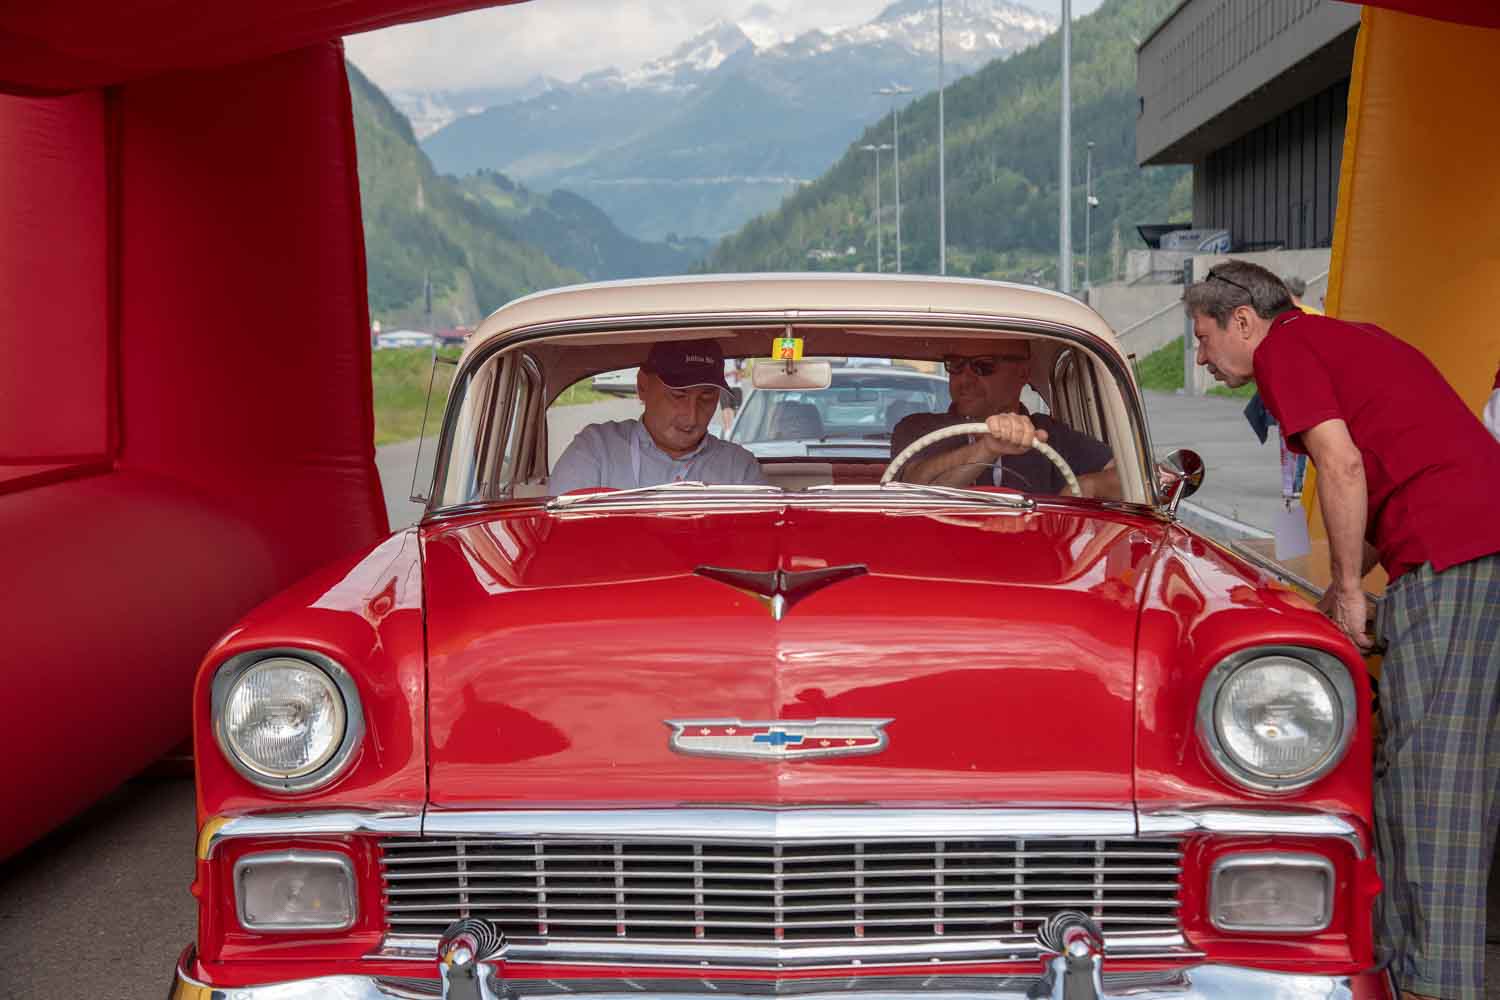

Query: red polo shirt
[[1253, 310, 1500, 581]]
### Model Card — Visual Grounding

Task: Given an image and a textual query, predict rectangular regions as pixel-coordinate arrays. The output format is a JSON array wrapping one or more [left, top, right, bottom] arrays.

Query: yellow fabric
[[1303, 8, 1500, 566]]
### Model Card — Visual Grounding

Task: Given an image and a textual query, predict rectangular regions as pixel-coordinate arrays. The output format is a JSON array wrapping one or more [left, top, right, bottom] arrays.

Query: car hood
[[419, 503, 1163, 809]]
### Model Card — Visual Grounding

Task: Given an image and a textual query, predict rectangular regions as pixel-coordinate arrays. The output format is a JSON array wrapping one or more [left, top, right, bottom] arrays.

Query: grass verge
[[1132, 339, 1255, 398], [373, 352, 616, 445]]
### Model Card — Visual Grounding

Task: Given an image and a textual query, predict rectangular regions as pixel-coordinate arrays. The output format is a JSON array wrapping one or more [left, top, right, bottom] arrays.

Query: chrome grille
[[378, 838, 1182, 944]]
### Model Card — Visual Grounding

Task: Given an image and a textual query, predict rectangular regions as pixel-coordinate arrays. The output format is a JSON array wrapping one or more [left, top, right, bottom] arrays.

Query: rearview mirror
[[752, 360, 833, 391]]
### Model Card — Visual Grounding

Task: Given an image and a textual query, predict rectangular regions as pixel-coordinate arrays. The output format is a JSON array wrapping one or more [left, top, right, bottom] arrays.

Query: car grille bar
[[378, 837, 1183, 944]]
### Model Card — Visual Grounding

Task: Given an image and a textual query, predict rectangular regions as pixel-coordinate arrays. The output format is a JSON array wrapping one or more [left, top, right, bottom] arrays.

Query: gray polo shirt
[[550, 420, 768, 496]]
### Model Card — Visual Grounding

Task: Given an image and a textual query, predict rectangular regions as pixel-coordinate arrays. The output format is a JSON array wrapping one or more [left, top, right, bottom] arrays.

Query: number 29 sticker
[[774, 337, 804, 361]]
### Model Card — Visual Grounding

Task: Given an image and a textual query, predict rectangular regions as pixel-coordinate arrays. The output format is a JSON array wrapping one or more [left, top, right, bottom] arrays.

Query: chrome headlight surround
[[212, 648, 365, 793], [1196, 646, 1356, 793]]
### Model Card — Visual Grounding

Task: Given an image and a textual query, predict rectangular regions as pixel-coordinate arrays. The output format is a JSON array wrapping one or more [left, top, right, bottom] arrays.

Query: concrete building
[[1137, 0, 1361, 251], [1091, 2, 1361, 389]]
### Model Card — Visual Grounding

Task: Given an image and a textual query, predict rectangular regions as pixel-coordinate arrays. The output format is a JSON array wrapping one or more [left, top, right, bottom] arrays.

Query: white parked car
[[727, 364, 951, 459]]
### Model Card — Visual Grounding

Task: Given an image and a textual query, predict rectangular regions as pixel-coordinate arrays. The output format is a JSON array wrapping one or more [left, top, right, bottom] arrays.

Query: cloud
[[345, 0, 885, 91], [343, 0, 1098, 94]]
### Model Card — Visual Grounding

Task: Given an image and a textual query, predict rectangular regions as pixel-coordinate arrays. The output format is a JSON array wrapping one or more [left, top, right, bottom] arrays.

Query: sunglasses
[[1207, 269, 1253, 296], [943, 353, 1027, 376]]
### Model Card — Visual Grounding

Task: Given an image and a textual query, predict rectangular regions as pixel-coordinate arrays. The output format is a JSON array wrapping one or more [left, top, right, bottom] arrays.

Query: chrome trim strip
[[1137, 807, 1367, 859], [418, 808, 1138, 842], [200, 805, 1366, 858], [367, 932, 1197, 969], [173, 961, 1388, 999], [1209, 851, 1335, 933], [199, 810, 423, 860]]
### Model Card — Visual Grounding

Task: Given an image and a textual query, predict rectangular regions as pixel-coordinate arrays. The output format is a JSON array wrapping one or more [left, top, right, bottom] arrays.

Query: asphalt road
[[3, 390, 1497, 998]]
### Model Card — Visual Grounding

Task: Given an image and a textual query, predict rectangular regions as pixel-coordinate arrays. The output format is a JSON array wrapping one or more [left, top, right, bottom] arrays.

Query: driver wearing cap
[[549, 339, 768, 495]]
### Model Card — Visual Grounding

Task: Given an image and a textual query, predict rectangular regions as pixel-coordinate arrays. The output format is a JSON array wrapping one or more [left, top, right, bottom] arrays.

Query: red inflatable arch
[[0, 1, 524, 858]]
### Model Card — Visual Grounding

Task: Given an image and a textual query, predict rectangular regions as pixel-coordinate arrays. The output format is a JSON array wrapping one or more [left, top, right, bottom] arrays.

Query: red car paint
[[188, 499, 1378, 982]]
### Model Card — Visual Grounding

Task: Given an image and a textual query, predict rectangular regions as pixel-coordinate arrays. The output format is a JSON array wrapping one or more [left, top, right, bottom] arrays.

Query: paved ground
[[5, 392, 1498, 998], [1141, 389, 1285, 533]]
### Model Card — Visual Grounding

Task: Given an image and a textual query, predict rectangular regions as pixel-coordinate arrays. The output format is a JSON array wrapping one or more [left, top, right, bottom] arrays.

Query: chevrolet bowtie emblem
[[666, 719, 893, 760], [693, 564, 867, 620]]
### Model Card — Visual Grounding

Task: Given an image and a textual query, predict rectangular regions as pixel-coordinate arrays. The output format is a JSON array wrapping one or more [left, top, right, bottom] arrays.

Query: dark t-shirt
[[889, 406, 1112, 494], [1253, 310, 1500, 580]]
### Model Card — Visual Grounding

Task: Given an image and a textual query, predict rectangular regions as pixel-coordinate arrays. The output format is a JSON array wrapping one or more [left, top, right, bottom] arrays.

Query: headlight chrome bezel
[[212, 648, 365, 793], [1196, 646, 1356, 793]]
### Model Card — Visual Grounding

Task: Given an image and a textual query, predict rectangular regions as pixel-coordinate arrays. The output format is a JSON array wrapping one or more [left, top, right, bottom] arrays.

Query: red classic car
[[172, 275, 1391, 999]]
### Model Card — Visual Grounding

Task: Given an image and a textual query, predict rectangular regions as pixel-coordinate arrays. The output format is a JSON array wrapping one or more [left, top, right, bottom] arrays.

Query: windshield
[[431, 327, 1138, 510], [729, 365, 951, 458]]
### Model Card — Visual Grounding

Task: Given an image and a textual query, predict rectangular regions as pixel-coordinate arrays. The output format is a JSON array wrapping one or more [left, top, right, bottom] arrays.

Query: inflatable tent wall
[[0, 1, 522, 859]]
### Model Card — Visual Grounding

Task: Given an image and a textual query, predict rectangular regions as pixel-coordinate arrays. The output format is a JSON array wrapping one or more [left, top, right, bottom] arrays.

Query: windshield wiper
[[546, 481, 783, 510], [806, 481, 1034, 509]]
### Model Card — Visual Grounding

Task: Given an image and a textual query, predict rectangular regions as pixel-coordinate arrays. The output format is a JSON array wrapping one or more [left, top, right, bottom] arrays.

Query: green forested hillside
[[456, 171, 709, 282], [707, 0, 1190, 283], [348, 62, 582, 328]]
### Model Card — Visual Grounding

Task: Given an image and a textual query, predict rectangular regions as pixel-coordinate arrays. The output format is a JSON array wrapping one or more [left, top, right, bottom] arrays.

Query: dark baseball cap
[[642, 339, 729, 391]]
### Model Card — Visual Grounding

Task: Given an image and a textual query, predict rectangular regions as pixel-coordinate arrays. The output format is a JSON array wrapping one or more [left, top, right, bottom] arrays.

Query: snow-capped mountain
[[392, 76, 562, 139], [422, 0, 1055, 239], [773, 0, 1054, 65], [579, 21, 756, 94]]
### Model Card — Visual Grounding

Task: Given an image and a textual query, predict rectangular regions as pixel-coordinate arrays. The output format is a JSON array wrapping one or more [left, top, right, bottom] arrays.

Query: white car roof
[[460, 273, 1125, 365]]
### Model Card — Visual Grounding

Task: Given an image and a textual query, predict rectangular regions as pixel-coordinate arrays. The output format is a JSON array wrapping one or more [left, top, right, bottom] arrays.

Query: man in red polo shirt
[[1184, 259, 1500, 1000], [1485, 364, 1500, 442]]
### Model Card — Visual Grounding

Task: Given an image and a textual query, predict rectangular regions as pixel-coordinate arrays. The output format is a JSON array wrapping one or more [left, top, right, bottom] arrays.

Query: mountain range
[[415, 0, 1054, 241], [348, 63, 704, 328], [706, 0, 1190, 283]]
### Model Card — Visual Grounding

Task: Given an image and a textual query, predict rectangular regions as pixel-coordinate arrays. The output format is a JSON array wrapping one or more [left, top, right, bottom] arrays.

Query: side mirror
[[1158, 448, 1205, 514], [752, 360, 833, 391]]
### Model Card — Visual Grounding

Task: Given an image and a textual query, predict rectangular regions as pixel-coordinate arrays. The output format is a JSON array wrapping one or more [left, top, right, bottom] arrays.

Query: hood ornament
[[694, 563, 867, 621], [667, 718, 892, 760]]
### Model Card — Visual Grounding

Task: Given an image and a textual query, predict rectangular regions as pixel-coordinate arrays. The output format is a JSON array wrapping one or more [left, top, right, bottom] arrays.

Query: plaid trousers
[[1375, 552, 1500, 998]]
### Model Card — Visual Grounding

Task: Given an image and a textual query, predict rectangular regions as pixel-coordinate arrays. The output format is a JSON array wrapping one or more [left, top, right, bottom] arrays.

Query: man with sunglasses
[[1184, 259, 1500, 1000], [889, 339, 1121, 498]]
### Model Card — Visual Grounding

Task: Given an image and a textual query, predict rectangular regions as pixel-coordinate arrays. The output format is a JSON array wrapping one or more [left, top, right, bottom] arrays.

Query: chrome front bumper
[[171, 961, 1395, 999]]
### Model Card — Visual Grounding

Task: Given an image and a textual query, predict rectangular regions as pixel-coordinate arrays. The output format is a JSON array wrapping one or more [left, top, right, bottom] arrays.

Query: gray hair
[[1283, 274, 1307, 297], [1182, 259, 1295, 327]]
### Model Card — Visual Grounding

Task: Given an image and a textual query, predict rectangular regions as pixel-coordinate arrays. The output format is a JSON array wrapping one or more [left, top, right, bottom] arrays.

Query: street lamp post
[[938, 0, 946, 275], [860, 143, 894, 272], [1059, 0, 1072, 294], [1085, 140, 1098, 296], [876, 84, 912, 273]]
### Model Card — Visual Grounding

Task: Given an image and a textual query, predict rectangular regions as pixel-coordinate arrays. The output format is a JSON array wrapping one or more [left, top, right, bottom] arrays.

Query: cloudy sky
[[345, 0, 1105, 93]]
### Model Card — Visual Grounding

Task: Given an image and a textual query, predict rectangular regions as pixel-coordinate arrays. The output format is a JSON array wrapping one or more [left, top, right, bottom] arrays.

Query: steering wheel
[[881, 421, 1081, 497]]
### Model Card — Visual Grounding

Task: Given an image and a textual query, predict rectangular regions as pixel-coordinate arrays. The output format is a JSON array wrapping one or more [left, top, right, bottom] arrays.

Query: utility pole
[[938, 0, 946, 275], [877, 84, 912, 273], [1059, 0, 1072, 294], [1085, 140, 1098, 296], [861, 143, 893, 272]]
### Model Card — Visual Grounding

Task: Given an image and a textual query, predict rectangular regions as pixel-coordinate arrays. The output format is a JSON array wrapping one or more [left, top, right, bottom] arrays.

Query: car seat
[[883, 400, 925, 433], [770, 401, 825, 441]]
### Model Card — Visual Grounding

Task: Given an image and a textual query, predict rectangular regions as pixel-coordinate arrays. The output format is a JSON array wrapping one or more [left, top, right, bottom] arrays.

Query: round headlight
[[1198, 648, 1356, 792], [213, 652, 364, 792]]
